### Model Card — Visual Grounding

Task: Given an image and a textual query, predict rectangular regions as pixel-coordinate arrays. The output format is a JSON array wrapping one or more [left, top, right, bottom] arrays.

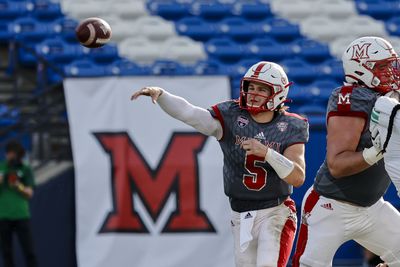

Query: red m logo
[[351, 43, 371, 60], [94, 132, 216, 234]]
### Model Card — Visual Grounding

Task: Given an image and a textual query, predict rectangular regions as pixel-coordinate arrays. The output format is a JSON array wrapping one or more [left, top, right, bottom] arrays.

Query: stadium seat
[[257, 17, 301, 42], [31, 0, 63, 20], [160, 36, 206, 64], [330, 36, 355, 59], [315, 59, 344, 83], [62, 1, 110, 20], [290, 38, 331, 63], [386, 17, 400, 37], [8, 17, 55, 65], [301, 16, 346, 42], [82, 44, 119, 63], [175, 17, 218, 42], [106, 58, 151, 76], [101, 16, 139, 43], [119, 37, 161, 64], [109, 0, 147, 20], [151, 60, 195, 75], [205, 38, 244, 63], [134, 16, 176, 41], [217, 17, 260, 43], [35, 37, 82, 64], [50, 16, 79, 43], [280, 58, 318, 84], [193, 59, 223, 75], [189, 0, 232, 21], [230, 0, 272, 21], [356, 0, 398, 20], [270, 0, 317, 22], [63, 59, 107, 77], [245, 37, 291, 62], [0, 0, 32, 20], [319, 0, 357, 19], [344, 15, 386, 38], [147, 0, 190, 20]]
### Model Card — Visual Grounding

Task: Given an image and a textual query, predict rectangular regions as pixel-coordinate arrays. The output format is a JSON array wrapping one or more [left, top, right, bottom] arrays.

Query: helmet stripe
[[251, 62, 266, 78]]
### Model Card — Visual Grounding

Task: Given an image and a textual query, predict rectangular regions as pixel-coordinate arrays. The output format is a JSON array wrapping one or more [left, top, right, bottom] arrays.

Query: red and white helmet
[[239, 61, 291, 112], [342, 36, 400, 94]]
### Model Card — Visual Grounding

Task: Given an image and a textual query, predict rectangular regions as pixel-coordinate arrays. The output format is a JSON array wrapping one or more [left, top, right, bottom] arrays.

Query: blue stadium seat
[[290, 38, 331, 63], [316, 58, 344, 83], [176, 17, 218, 41], [231, 0, 272, 21], [147, 0, 190, 20], [0, 21, 13, 42], [150, 60, 195, 75], [189, 0, 232, 21], [386, 17, 400, 36], [8, 17, 55, 65], [217, 17, 260, 43], [106, 58, 151, 76], [356, 0, 398, 20], [205, 38, 244, 63], [63, 59, 107, 77], [245, 37, 291, 62], [280, 58, 318, 84], [0, 0, 31, 20], [30, 0, 62, 20], [50, 16, 79, 43], [35, 37, 83, 65], [256, 18, 301, 43], [193, 59, 223, 75], [81, 44, 119, 63]]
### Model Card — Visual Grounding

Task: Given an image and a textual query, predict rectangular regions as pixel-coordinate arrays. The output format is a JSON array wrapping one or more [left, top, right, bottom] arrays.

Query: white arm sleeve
[[157, 90, 223, 139]]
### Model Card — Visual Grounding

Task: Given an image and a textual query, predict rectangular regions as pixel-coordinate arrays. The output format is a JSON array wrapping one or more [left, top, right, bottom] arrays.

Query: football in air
[[75, 17, 112, 48]]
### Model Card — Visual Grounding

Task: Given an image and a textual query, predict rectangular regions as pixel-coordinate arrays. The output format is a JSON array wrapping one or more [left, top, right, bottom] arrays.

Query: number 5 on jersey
[[243, 154, 267, 190]]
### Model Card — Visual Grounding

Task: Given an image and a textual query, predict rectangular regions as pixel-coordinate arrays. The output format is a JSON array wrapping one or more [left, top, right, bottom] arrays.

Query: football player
[[131, 61, 309, 267], [292, 36, 400, 267]]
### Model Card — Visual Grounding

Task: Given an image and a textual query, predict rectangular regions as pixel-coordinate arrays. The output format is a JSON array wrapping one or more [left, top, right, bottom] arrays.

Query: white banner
[[64, 76, 234, 267]]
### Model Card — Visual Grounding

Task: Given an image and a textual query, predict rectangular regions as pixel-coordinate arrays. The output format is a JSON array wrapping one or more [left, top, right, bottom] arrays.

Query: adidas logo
[[244, 212, 253, 219], [320, 203, 333, 210], [254, 132, 266, 140]]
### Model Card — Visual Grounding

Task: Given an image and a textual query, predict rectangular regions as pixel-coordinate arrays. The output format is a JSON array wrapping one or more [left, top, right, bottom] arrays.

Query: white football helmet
[[239, 61, 291, 113], [342, 36, 400, 94]]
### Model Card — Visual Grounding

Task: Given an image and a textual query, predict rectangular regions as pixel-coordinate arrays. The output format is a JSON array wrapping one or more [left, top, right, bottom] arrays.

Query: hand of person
[[376, 263, 388, 267], [370, 123, 383, 152], [241, 138, 268, 158], [131, 86, 164, 104]]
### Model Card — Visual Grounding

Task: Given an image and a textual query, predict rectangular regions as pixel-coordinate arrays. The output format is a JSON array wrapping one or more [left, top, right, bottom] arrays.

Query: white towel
[[239, 211, 256, 252]]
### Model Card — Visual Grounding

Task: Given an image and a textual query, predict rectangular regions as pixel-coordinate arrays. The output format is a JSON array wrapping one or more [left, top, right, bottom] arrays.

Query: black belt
[[229, 195, 289, 213]]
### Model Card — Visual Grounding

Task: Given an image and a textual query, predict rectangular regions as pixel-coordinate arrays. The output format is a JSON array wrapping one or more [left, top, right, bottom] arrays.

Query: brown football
[[75, 17, 112, 48]]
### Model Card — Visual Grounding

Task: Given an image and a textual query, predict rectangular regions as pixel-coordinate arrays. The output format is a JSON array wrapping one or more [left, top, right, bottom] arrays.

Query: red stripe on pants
[[277, 199, 297, 267], [292, 189, 320, 267]]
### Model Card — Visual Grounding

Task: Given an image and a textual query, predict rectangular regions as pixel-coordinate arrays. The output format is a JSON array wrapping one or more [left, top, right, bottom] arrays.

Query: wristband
[[362, 146, 383, 165], [265, 148, 295, 179]]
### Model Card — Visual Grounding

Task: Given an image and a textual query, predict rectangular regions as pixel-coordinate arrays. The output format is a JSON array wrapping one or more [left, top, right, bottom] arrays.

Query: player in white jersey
[[131, 61, 309, 267], [292, 36, 400, 267], [370, 91, 400, 197]]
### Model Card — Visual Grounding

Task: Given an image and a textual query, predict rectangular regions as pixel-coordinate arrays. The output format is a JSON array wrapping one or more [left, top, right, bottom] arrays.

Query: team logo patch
[[237, 115, 249, 128], [276, 122, 288, 132]]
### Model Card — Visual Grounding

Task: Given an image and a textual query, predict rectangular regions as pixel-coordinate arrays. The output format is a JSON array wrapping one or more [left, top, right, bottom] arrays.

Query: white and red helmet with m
[[342, 36, 400, 94], [239, 61, 291, 112]]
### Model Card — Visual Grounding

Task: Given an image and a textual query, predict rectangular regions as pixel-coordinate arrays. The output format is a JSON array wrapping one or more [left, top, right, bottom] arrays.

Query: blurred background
[[0, 0, 399, 266]]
